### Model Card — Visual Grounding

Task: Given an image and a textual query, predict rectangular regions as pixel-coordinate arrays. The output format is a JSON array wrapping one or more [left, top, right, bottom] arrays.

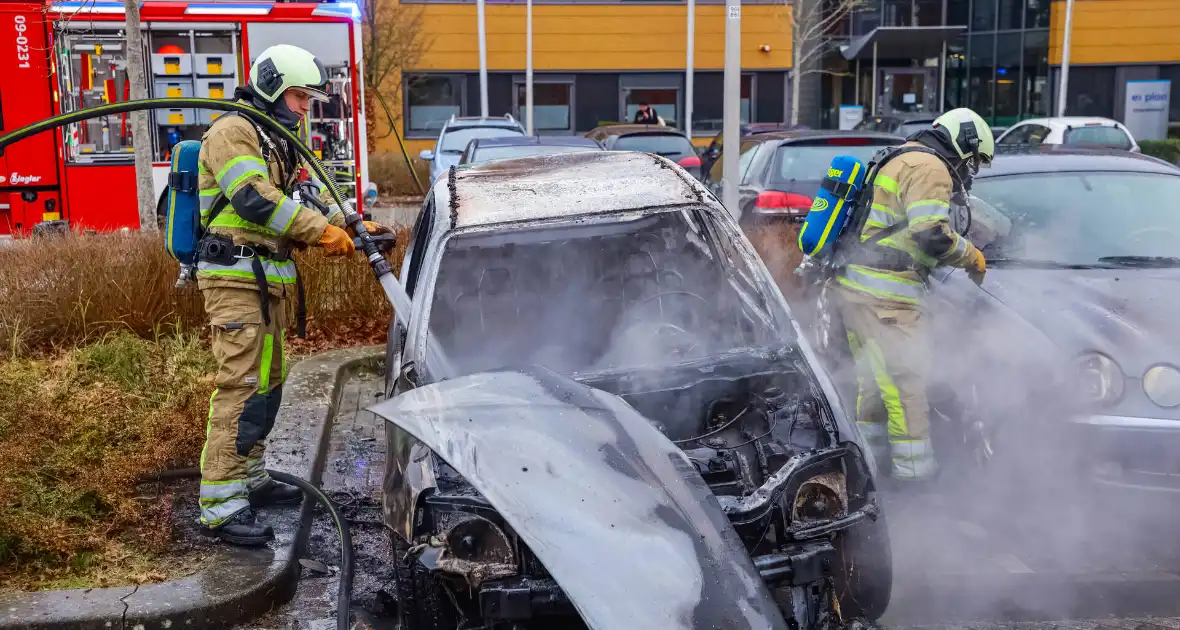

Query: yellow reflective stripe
[[259, 333, 274, 393], [867, 203, 898, 227], [216, 155, 268, 195], [200, 389, 217, 472], [908, 214, 950, 225], [267, 197, 301, 235], [197, 258, 298, 285], [942, 233, 969, 260], [208, 211, 278, 236], [280, 328, 288, 380], [199, 189, 220, 215], [905, 199, 949, 211], [325, 204, 343, 223], [838, 264, 923, 304], [863, 339, 908, 439], [874, 174, 899, 194]]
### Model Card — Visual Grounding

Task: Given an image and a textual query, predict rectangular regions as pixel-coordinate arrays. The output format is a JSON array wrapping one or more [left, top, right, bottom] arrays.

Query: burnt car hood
[[979, 267, 1180, 373], [370, 367, 789, 630]]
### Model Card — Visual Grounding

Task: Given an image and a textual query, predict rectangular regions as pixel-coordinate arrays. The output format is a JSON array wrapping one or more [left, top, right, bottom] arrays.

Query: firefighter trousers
[[835, 286, 937, 480], [199, 287, 287, 527]]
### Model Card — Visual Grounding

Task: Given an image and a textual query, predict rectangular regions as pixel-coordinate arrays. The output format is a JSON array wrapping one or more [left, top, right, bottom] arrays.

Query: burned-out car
[[372, 152, 892, 630]]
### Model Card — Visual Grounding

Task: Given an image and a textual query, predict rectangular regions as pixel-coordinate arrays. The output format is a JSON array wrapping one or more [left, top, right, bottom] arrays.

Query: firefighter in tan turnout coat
[[834, 108, 993, 484], [196, 44, 387, 545]]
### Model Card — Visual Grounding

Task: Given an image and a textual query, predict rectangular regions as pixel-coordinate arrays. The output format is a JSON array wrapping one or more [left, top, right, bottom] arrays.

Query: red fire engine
[[0, 0, 369, 237]]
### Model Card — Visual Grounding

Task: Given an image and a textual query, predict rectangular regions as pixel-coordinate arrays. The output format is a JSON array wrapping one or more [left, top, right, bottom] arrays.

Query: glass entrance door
[[880, 69, 937, 114]]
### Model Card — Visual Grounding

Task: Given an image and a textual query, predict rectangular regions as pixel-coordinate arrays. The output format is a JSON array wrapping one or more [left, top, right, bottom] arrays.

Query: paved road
[[238, 371, 1180, 629]]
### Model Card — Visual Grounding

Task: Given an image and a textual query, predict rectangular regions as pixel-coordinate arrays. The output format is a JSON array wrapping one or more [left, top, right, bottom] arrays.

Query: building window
[[969, 33, 995, 119], [851, 3, 882, 37], [972, 0, 997, 30], [693, 75, 753, 133], [1022, 30, 1049, 117], [1159, 65, 1180, 121], [1026, 0, 1051, 29], [944, 41, 968, 111], [406, 74, 463, 134], [947, 0, 969, 26], [997, 0, 1023, 30], [1065, 66, 1115, 118], [515, 81, 573, 132], [995, 33, 1020, 124]]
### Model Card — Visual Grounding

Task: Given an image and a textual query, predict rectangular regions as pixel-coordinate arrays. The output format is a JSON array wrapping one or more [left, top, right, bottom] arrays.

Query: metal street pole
[[1056, 0, 1075, 117], [526, 0, 534, 133], [685, 0, 695, 139], [722, 0, 741, 215], [477, 0, 489, 117]]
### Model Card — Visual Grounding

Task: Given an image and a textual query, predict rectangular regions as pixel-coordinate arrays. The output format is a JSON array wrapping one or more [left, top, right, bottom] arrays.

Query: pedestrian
[[195, 44, 390, 545], [633, 103, 660, 125], [833, 107, 991, 485]]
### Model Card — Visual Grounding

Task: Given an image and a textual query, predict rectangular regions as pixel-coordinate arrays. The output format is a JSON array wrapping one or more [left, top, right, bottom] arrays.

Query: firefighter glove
[[965, 245, 986, 286], [348, 220, 392, 237], [318, 224, 356, 256]]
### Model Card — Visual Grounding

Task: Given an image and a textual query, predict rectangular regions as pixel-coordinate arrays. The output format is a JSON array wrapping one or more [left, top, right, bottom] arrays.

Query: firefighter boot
[[249, 479, 304, 508], [199, 508, 275, 546]]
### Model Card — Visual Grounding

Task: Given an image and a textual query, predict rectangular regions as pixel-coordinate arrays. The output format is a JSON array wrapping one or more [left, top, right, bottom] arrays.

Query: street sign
[[1124, 79, 1170, 141]]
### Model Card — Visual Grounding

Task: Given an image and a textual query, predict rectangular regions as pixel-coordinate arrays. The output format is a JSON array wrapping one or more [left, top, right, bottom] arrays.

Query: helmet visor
[[290, 85, 330, 103]]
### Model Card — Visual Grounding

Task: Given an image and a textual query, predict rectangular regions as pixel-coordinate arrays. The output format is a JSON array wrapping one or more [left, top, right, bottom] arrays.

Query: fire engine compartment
[[0, 2, 365, 236]]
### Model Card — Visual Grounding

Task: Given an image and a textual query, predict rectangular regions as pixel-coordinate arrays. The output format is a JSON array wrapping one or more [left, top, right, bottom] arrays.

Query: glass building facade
[[839, 0, 1052, 127]]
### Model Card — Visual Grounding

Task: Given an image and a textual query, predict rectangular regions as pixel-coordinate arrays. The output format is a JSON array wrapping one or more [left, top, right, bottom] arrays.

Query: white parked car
[[995, 117, 1139, 152]]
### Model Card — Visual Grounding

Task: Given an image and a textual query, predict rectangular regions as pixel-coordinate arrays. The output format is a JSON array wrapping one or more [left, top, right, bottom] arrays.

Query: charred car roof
[[440, 151, 706, 229], [984, 145, 1180, 176]]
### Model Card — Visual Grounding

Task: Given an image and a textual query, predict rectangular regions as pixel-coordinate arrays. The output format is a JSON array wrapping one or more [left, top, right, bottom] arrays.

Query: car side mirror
[[419, 149, 435, 161]]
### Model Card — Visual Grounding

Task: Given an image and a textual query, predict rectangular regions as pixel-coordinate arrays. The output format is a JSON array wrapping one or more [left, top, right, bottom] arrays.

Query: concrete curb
[[0, 346, 384, 630]]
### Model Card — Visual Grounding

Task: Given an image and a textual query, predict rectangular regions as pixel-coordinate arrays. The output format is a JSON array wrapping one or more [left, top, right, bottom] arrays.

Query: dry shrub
[[369, 151, 429, 197], [0, 331, 213, 588], [0, 228, 410, 357]]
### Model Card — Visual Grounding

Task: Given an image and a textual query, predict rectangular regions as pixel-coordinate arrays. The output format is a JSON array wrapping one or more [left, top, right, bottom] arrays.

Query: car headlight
[[1143, 365, 1180, 408], [1074, 353, 1124, 405]]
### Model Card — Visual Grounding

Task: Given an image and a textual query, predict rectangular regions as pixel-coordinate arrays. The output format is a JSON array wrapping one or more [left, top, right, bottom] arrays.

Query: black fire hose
[[147, 467, 354, 630]]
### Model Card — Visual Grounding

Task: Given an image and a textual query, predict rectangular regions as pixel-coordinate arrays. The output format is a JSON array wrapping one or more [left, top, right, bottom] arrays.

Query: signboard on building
[[1124, 80, 1171, 141], [839, 105, 864, 130]]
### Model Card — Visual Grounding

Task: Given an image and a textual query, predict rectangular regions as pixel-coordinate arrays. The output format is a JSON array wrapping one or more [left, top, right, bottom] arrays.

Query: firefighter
[[195, 44, 387, 545], [835, 108, 992, 483]]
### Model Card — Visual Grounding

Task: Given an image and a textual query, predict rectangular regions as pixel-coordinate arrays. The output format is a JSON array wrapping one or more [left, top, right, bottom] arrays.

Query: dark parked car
[[853, 112, 939, 137], [584, 124, 703, 179], [702, 130, 904, 225], [376, 152, 892, 630], [459, 135, 603, 165], [699, 123, 812, 174]]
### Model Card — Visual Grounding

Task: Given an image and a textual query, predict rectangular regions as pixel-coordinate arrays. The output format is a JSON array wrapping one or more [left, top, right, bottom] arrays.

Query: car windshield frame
[[440, 126, 526, 153], [412, 205, 792, 381], [970, 169, 1180, 266]]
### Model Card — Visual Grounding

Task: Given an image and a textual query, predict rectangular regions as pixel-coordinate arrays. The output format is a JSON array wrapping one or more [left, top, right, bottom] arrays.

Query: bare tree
[[788, 0, 866, 126], [123, 0, 156, 231], [362, 0, 430, 153]]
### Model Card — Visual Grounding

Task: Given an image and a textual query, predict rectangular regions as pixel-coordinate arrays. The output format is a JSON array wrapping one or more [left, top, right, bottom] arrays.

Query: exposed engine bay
[[380, 350, 887, 630]]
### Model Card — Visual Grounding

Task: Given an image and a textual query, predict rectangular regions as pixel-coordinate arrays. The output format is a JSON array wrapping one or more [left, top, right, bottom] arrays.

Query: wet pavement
[[233, 369, 1180, 630]]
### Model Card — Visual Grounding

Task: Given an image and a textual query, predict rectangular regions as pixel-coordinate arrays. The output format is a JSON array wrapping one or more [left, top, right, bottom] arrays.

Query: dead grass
[[0, 228, 408, 590], [369, 151, 430, 197], [0, 228, 409, 357], [0, 331, 214, 590]]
